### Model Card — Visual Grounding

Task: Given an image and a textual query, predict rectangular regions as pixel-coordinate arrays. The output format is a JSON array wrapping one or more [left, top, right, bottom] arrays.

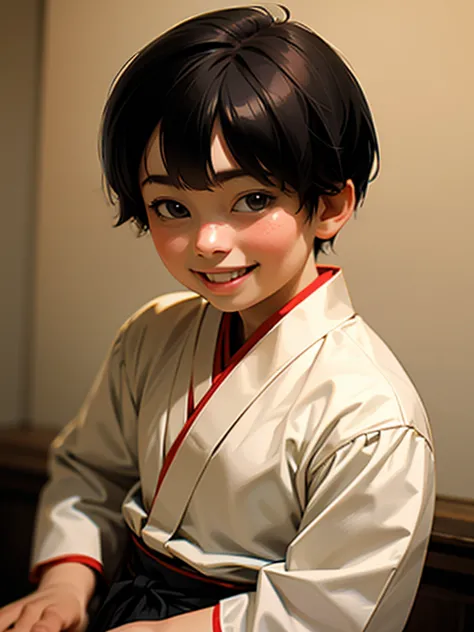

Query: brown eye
[[148, 199, 190, 219], [233, 193, 275, 213]]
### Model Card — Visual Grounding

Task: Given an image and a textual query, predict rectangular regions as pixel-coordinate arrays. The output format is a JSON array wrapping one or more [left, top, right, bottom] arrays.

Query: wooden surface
[[0, 426, 56, 473], [433, 496, 474, 546]]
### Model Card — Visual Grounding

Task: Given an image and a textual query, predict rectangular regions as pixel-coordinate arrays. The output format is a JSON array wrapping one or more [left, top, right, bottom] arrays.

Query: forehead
[[140, 122, 239, 180]]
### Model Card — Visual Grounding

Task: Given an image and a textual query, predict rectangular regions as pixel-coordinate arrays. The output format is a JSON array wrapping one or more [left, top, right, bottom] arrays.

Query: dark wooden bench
[[1, 428, 473, 630]]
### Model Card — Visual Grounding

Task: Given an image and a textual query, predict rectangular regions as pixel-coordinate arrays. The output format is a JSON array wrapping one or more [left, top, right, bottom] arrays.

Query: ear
[[314, 180, 356, 240]]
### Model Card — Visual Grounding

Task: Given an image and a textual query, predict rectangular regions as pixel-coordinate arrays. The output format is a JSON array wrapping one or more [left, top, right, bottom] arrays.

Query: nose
[[194, 223, 233, 257]]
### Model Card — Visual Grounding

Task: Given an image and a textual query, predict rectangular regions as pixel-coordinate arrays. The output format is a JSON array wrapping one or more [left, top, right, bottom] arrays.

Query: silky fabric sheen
[[32, 267, 435, 631]]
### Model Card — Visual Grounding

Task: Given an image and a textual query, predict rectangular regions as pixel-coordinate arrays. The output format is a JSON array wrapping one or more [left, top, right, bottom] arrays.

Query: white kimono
[[32, 265, 435, 632]]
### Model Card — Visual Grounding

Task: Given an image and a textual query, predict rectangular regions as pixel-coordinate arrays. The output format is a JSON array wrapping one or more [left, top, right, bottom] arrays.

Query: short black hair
[[100, 5, 380, 258]]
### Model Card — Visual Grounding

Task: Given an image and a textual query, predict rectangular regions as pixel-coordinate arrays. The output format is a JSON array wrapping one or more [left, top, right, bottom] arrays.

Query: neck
[[238, 258, 319, 340]]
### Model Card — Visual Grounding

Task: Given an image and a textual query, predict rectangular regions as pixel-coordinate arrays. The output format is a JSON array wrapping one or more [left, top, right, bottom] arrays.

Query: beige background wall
[[26, 1, 474, 498], [0, 0, 43, 426]]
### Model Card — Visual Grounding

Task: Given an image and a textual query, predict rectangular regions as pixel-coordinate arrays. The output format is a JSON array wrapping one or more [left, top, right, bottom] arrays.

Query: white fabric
[[32, 268, 435, 631]]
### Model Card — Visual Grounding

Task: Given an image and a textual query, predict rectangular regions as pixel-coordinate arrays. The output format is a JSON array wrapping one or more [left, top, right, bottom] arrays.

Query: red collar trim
[[214, 265, 338, 376], [156, 265, 339, 500]]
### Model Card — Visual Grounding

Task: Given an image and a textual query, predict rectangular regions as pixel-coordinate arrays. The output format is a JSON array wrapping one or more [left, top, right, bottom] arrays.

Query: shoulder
[[342, 316, 430, 434], [112, 290, 205, 370], [120, 290, 203, 335], [303, 314, 433, 461]]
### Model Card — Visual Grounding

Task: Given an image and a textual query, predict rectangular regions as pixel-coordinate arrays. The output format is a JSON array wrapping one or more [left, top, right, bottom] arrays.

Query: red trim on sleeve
[[29, 555, 104, 584], [152, 266, 339, 503], [212, 603, 222, 632]]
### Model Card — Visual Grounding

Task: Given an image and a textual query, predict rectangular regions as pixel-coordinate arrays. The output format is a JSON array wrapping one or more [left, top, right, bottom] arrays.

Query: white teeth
[[204, 267, 251, 283]]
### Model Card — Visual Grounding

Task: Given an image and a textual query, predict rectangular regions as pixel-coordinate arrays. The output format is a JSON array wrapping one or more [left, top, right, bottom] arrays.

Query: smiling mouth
[[195, 265, 258, 284]]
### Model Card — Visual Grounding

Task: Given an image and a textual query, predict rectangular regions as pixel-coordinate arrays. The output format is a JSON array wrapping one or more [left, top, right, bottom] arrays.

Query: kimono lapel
[[192, 306, 222, 408], [163, 299, 209, 456], [147, 267, 355, 540]]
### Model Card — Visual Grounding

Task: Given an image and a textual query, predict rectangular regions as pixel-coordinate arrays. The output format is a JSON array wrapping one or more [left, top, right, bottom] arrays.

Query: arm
[[214, 426, 435, 632], [31, 326, 140, 584], [0, 326, 139, 632], [37, 562, 96, 608]]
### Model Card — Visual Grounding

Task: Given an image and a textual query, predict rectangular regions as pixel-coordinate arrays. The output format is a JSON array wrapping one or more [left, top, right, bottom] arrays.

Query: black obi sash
[[88, 535, 254, 632]]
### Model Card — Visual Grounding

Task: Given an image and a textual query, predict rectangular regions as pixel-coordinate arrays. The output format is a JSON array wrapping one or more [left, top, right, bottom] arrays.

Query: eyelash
[[147, 192, 277, 221]]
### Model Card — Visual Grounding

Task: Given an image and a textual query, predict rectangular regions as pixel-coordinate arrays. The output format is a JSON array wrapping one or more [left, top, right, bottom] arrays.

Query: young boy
[[0, 5, 435, 632]]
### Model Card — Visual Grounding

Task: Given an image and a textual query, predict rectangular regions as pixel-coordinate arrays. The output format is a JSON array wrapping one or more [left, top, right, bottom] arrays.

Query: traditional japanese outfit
[[32, 266, 435, 632]]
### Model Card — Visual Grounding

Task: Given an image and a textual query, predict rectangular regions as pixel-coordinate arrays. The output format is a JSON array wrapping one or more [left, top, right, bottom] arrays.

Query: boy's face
[[139, 123, 324, 333]]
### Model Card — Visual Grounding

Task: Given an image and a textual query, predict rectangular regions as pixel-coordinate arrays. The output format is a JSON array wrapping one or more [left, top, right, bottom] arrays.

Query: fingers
[[0, 602, 24, 632], [7, 603, 45, 632], [30, 609, 64, 632], [0, 603, 67, 632], [0, 590, 84, 632]]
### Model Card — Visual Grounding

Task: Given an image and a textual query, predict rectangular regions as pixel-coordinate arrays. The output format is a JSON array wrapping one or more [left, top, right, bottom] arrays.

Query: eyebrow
[[141, 168, 249, 188]]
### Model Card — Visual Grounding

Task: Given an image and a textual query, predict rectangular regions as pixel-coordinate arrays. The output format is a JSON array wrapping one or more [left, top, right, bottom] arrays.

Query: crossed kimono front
[[32, 266, 435, 631]]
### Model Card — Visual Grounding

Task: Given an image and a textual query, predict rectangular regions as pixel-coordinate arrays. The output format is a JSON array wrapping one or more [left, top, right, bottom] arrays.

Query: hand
[[0, 586, 88, 632], [107, 606, 214, 632]]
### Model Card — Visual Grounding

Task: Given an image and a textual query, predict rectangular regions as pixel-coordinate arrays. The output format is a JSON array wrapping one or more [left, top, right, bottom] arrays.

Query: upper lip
[[192, 265, 256, 274]]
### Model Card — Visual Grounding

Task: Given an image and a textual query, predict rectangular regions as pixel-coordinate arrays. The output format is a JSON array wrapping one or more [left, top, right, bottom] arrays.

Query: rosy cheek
[[240, 211, 299, 251], [150, 228, 189, 263]]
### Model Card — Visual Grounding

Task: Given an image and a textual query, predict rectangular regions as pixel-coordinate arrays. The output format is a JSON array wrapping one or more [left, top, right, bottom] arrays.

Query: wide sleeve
[[31, 326, 140, 583], [214, 425, 435, 632]]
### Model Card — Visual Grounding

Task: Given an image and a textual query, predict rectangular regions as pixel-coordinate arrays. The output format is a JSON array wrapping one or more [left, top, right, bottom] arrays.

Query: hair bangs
[[217, 61, 287, 187], [215, 42, 344, 214], [153, 56, 224, 191], [100, 4, 380, 255], [153, 50, 290, 193]]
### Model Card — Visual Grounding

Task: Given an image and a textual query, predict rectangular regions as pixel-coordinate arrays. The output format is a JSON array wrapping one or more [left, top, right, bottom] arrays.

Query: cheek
[[150, 228, 189, 264], [241, 211, 302, 253]]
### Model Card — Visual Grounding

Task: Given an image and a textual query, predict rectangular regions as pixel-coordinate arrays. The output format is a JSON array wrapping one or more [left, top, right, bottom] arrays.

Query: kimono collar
[[145, 265, 356, 542], [215, 265, 338, 378]]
